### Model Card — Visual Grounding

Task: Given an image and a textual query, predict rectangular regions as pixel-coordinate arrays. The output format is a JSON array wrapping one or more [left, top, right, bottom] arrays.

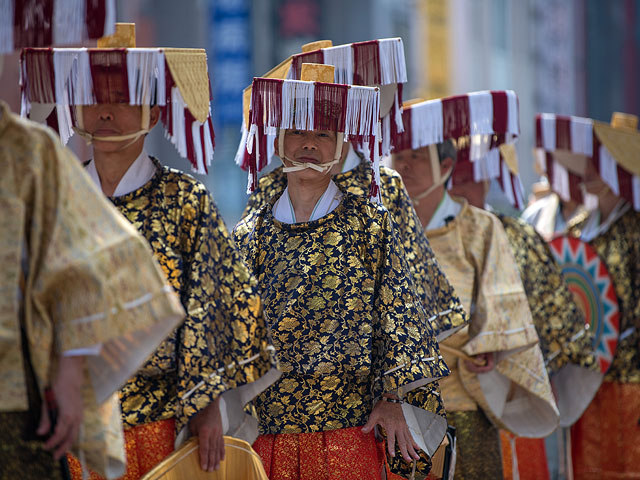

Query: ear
[[441, 155, 454, 172], [273, 134, 280, 157], [149, 105, 161, 129]]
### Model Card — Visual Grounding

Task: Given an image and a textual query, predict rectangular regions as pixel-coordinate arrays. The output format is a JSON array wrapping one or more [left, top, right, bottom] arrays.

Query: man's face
[[82, 104, 154, 153], [277, 129, 339, 181], [391, 147, 435, 198]]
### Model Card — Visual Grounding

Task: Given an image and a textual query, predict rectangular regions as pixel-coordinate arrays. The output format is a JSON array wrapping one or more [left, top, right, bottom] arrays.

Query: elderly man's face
[[391, 147, 435, 198], [82, 104, 159, 153], [276, 128, 340, 181]]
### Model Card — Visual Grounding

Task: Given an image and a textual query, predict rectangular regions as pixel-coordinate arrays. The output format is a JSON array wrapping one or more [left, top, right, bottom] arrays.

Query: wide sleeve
[[500, 215, 601, 427], [175, 189, 279, 439], [462, 211, 539, 358], [367, 206, 450, 459], [22, 125, 185, 477], [28, 133, 185, 403], [382, 169, 469, 342]]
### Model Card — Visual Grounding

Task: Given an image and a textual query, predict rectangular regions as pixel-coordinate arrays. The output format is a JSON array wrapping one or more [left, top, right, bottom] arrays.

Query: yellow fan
[[141, 436, 268, 480]]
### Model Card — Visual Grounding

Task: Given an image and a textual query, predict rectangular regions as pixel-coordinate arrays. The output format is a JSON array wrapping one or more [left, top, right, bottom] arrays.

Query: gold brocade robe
[[234, 192, 449, 459], [0, 101, 185, 477], [242, 158, 468, 341], [426, 198, 558, 437], [498, 214, 601, 426], [570, 207, 640, 384], [102, 158, 279, 438]]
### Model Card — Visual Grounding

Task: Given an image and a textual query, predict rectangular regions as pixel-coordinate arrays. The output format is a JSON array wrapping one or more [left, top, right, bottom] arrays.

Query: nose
[[98, 107, 114, 121], [301, 133, 318, 150]]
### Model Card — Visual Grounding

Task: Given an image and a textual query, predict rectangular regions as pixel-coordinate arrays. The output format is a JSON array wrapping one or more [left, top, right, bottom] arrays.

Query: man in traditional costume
[[448, 146, 601, 480], [535, 111, 640, 479], [20, 23, 280, 479], [1, 5, 186, 478], [389, 93, 559, 479], [233, 65, 450, 480], [237, 39, 468, 345]]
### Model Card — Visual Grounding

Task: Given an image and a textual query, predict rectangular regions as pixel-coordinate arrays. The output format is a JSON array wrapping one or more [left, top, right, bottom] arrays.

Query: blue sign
[[210, 0, 251, 126]]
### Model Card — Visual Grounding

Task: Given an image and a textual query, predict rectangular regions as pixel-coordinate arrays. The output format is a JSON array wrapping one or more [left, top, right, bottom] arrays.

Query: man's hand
[[189, 397, 225, 472], [464, 352, 497, 373], [362, 396, 420, 462], [37, 355, 85, 460]]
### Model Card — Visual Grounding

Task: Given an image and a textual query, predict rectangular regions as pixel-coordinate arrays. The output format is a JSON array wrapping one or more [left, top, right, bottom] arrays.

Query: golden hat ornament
[[20, 23, 215, 174]]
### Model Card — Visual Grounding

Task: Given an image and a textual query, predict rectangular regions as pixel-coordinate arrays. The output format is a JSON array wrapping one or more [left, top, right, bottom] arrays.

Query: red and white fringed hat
[[19, 23, 215, 174], [0, 0, 116, 54], [234, 37, 406, 168], [535, 112, 640, 210], [392, 90, 522, 206], [243, 69, 382, 198]]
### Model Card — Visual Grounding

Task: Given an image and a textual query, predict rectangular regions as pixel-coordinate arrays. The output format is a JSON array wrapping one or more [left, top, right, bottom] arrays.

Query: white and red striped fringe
[[243, 77, 382, 199], [287, 38, 407, 153], [450, 144, 525, 209], [535, 113, 640, 211], [392, 90, 519, 155], [1, 0, 115, 54], [20, 47, 214, 174]]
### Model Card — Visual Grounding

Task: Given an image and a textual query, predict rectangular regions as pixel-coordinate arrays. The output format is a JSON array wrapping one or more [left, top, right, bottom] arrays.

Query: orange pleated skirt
[[252, 426, 389, 480], [571, 381, 640, 479], [68, 418, 175, 480]]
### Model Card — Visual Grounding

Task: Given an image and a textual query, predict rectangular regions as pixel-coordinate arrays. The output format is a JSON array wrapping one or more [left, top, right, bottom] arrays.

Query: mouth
[[295, 156, 321, 164], [93, 128, 120, 136]]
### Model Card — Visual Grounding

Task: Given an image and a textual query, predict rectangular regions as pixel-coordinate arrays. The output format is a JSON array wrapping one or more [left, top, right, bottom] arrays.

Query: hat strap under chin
[[279, 130, 344, 174], [73, 104, 151, 148]]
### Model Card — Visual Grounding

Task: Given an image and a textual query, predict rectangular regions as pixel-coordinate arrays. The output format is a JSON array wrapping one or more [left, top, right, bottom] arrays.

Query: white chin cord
[[73, 104, 150, 149], [279, 130, 344, 174], [410, 144, 451, 206]]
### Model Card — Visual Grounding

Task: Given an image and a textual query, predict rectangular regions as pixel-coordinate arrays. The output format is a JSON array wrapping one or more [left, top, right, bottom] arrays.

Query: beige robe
[[426, 197, 559, 437], [0, 101, 185, 477]]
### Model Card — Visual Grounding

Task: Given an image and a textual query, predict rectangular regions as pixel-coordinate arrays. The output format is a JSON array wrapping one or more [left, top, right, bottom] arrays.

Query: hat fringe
[[20, 47, 214, 173], [536, 113, 640, 210], [246, 78, 381, 198]]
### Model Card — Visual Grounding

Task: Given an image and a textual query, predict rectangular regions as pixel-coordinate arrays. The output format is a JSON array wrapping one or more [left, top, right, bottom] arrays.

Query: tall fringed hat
[[19, 23, 215, 174], [235, 37, 406, 168], [0, 0, 116, 53], [535, 112, 640, 210], [244, 63, 382, 197], [391, 90, 521, 205]]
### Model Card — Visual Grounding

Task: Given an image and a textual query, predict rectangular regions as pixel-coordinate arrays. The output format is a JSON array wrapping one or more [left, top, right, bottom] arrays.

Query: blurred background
[[2, 0, 638, 224]]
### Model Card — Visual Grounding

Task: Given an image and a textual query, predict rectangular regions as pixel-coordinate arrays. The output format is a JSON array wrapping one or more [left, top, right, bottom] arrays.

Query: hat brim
[[593, 121, 640, 176]]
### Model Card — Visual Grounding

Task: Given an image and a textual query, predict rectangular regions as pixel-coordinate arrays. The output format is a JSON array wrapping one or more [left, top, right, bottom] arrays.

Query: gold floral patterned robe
[[234, 191, 450, 469], [0, 101, 185, 478], [242, 157, 468, 342], [103, 157, 279, 438]]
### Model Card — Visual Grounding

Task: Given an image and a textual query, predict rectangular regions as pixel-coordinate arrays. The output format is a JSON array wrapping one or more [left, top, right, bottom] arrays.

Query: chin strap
[[411, 144, 451, 206], [279, 130, 344, 174], [73, 105, 151, 149]]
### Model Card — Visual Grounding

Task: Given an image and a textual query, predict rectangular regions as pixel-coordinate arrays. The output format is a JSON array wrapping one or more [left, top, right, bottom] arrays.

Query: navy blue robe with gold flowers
[[234, 191, 448, 438], [103, 158, 276, 433], [242, 157, 468, 342]]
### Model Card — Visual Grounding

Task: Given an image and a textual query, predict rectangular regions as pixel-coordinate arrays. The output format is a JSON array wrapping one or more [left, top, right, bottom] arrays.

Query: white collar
[[426, 192, 462, 231], [580, 199, 630, 242], [341, 145, 362, 173], [86, 151, 157, 197], [273, 180, 343, 224]]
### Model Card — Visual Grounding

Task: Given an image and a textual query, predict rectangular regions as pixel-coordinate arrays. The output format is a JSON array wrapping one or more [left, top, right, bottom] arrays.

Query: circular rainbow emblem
[[548, 236, 620, 373]]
